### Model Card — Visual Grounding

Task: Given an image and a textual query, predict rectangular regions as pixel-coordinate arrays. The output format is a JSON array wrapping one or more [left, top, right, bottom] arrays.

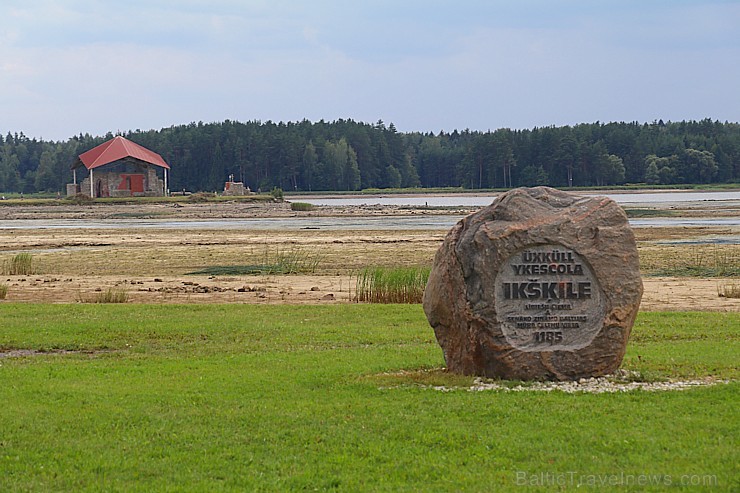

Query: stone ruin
[[223, 175, 251, 196]]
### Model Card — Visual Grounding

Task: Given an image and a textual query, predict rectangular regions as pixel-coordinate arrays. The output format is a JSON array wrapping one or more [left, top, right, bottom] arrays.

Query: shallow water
[[1, 190, 737, 232], [290, 190, 740, 207]]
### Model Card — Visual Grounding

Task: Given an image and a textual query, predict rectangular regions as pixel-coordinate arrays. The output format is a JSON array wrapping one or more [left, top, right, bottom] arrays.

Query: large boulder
[[422, 187, 643, 381]]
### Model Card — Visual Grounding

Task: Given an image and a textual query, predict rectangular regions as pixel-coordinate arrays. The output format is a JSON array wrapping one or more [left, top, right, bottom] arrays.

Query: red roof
[[75, 136, 170, 170]]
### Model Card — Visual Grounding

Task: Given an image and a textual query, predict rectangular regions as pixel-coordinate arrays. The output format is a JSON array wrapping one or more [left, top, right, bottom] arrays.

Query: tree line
[[1, 118, 738, 194]]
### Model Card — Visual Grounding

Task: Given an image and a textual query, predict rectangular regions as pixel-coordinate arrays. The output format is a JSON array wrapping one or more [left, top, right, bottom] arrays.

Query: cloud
[[0, 1, 738, 140]]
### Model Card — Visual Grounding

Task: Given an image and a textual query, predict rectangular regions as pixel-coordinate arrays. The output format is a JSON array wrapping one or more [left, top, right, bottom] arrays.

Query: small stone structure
[[223, 177, 251, 196], [423, 187, 643, 381], [66, 183, 81, 196]]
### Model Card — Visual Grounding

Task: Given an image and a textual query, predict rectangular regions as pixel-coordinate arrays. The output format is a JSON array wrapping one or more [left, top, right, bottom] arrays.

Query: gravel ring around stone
[[464, 377, 731, 394], [379, 369, 734, 394]]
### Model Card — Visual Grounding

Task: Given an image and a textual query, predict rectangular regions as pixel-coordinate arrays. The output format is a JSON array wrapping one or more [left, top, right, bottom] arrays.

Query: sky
[[1, 0, 739, 141]]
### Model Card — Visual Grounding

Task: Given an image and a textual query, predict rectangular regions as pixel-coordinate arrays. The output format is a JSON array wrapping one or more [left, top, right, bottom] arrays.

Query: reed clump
[[79, 288, 129, 304], [270, 245, 323, 273], [0, 284, 8, 300], [3, 253, 35, 275], [355, 266, 430, 304]]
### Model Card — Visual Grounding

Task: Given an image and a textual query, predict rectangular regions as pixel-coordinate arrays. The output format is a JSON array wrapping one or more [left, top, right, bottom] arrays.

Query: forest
[[0, 118, 738, 194]]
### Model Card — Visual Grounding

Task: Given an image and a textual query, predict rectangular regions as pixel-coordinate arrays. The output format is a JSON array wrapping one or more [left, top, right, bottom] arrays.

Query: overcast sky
[[1, 0, 739, 141]]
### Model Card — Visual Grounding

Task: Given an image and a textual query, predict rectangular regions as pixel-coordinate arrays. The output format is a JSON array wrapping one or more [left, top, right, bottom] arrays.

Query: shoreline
[[0, 191, 738, 221]]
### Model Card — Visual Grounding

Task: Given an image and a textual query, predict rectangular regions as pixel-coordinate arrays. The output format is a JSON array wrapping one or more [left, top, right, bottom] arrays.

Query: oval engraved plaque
[[494, 244, 605, 351]]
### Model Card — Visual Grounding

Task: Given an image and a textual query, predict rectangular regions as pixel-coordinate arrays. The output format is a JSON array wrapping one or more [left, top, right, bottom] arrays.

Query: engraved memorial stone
[[422, 187, 643, 381]]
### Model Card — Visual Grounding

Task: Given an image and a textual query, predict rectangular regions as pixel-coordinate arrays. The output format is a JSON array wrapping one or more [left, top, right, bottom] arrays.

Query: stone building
[[69, 136, 170, 197]]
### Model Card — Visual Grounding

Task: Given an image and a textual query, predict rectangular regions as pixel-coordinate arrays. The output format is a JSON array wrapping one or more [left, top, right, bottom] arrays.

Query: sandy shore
[[2, 273, 738, 312]]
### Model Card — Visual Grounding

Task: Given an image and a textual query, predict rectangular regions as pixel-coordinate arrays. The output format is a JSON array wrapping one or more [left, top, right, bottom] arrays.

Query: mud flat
[[0, 197, 737, 311]]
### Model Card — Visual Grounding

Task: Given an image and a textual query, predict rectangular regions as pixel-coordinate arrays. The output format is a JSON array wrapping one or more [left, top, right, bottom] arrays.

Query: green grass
[[355, 266, 431, 303], [289, 201, 315, 211], [0, 306, 737, 492]]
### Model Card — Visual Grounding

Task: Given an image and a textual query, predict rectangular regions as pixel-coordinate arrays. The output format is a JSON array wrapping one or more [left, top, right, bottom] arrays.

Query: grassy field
[[0, 304, 737, 492]]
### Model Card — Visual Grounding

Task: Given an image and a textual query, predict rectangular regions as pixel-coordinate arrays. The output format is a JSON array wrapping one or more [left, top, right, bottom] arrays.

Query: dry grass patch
[[639, 244, 739, 277], [718, 282, 740, 299], [20, 229, 440, 277], [187, 245, 325, 276]]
